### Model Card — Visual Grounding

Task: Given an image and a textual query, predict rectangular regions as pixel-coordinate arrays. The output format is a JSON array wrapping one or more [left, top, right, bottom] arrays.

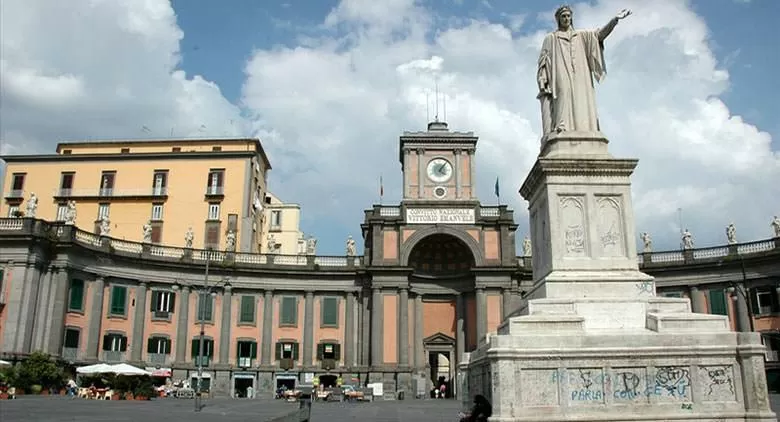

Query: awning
[[145, 367, 172, 377]]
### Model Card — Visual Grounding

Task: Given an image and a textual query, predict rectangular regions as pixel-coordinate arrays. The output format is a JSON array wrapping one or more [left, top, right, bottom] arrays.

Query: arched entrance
[[407, 233, 476, 399]]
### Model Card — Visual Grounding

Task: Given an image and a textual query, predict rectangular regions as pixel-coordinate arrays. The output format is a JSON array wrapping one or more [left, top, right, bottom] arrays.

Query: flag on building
[[380, 175, 384, 198], [494, 176, 500, 198]]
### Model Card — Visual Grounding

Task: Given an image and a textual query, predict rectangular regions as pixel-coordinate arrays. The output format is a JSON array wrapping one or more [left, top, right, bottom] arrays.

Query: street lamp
[[193, 248, 229, 412]]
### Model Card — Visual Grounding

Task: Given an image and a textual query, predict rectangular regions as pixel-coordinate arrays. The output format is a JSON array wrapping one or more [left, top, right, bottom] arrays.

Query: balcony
[[147, 353, 169, 367], [193, 356, 210, 366], [62, 347, 79, 361], [237, 357, 253, 368], [3, 189, 24, 200], [204, 186, 224, 198], [52, 188, 168, 200], [103, 350, 125, 363]]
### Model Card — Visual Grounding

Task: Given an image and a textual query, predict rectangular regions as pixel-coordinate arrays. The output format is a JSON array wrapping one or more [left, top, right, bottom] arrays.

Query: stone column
[[17, 264, 42, 353], [417, 148, 425, 199], [371, 287, 383, 366], [261, 290, 274, 365], [733, 285, 752, 332], [47, 268, 70, 356], [775, 287, 780, 312], [175, 285, 190, 363], [502, 288, 512, 319], [455, 149, 462, 199], [32, 267, 53, 351], [361, 291, 371, 366], [468, 150, 476, 198], [398, 288, 409, 366], [414, 294, 424, 369], [130, 281, 148, 362], [345, 292, 355, 367], [475, 287, 487, 345], [218, 285, 233, 364], [303, 291, 314, 367], [456, 294, 465, 364], [403, 149, 411, 198], [86, 276, 106, 360], [689, 285, 706, 314]]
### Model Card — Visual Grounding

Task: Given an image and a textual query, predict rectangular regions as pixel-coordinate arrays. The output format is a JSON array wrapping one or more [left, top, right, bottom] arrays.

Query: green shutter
[[119, 336, 127, 352], [709, 289, 728, 315], [147, 337, 155, 353], [110, 286, 127, 315], [69, 279, 84, 311], [749, 289, 761, 315], [292, 343, 299, 361], [281, 297, 297, 325], [207, 340, 214, 357], [150, 291, 158, 312], [317, 343, 324, 360], [275, 342, 283, 360], [198, 294, 213, 321], [164, 338, 172, 354], [240, 296, 254, 323], [250, 341, 257, 358], [102, 335, 111, 351], [191, 339, 198, 358], [169, 292, 176, 313], [333, 343, 341, 360], [205, 297, 213, 320], [322, 297, 338, 326]]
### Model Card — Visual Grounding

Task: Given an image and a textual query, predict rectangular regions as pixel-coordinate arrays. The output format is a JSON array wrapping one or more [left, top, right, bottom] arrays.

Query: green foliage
[[0, 366, 16, 387], [133, 377, 155, 398], [14, 352, 64, 390]]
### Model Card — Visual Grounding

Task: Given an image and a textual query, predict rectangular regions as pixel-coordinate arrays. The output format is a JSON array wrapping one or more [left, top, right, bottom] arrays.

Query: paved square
[[0, 395, 777, 421]]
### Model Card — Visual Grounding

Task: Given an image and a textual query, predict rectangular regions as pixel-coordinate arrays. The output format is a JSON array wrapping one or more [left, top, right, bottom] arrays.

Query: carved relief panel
[[559, 195, 587, 258], [595, 196, 625, 258]]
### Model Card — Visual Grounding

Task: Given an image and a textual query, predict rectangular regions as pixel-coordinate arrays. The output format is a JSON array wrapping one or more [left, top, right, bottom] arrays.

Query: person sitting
[[459, 394, 492, 422]]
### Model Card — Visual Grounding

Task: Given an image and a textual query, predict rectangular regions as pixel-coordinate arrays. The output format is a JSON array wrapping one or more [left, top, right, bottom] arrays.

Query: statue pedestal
[[464, 134, 776, 421]]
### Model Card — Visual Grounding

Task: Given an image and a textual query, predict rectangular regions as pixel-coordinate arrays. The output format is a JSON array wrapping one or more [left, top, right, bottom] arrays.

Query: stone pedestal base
[[466, 297, 776, 421]]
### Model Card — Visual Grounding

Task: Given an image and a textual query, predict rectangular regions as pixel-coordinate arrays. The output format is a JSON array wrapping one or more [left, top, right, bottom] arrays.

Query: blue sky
[[2, 0, 779, 255]]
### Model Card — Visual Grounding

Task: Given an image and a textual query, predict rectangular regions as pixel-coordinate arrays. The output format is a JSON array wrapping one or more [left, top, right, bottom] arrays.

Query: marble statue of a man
[[522, 235, 532, 257], [184, 227, 194, 248], [65, 200, 77, 225], [537, 5, 631, 138], [771, 216, 780, 238], [682, 229, 694, 250], [99, 216, 111, 237], [346, 235, 356, 256], [726, 223, 737, 244], [25, 192, 38, 218], [225, 230, 236, 252], [306, 236, 317, 255], [640, 232, 652, 253], [142, 221, 153, 243], [267, 234, 278, 254]]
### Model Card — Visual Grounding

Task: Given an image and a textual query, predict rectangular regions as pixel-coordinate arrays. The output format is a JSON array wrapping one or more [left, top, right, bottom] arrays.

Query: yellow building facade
[[260, 192, 306, 255], [1, 138, 271, 252]]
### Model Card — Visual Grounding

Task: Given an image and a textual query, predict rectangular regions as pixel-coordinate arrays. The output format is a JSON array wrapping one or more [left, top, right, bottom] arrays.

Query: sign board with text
[[405, 208, 476, 224]]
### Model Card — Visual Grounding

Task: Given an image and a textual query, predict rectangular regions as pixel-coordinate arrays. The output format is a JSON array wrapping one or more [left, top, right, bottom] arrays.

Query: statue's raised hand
[[616, 9, 631, 20]]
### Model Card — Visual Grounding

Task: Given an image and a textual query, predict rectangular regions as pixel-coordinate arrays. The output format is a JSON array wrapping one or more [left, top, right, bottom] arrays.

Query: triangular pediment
[[423, 332, 456, 345]]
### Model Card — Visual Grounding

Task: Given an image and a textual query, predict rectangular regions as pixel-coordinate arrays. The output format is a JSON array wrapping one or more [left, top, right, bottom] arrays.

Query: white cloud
[[242, 0, 780, 251], [1, 0, 777, 254], [0, 0, 243, 155]]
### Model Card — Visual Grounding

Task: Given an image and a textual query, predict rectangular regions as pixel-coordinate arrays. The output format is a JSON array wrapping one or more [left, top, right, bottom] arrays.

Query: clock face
[[426, 158, 453, 183]]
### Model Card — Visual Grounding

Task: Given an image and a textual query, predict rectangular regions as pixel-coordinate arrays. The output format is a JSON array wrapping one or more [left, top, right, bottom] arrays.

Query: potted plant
[[30, 384, 42, 394], [133, 383, 155, 401]]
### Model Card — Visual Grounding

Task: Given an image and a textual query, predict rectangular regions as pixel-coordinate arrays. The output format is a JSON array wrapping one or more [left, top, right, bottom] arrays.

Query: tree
[[15, 352, 64, 390]]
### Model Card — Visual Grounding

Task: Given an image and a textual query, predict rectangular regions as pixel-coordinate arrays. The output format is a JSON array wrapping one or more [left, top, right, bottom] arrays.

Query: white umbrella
[[109, 363, 151, 376], [76, 363, 114, 374], [0, 359, 11, 366]]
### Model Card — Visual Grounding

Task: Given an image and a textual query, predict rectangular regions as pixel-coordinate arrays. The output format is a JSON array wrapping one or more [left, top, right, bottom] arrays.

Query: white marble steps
[[647, 312, 730, 333]]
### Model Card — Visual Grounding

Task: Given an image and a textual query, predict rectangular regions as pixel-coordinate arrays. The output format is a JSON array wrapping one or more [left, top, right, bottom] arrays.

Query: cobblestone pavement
[[0, 395, 778, 421]]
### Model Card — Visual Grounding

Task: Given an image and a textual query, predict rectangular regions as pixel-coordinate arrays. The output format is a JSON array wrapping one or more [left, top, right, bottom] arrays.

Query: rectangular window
[[120, 148, 130, 154], [212, 146, 222, 152], [151, 204, 163, 221], [197, 293, 214, 321], [709, 289, 728, 316], [151, 223, 162, 243], [318, 343, 341, 361], [172, 147, 181, 152], [102, 333, 127, 352], [152, 171, 168, 196], [275, 342, 299, 360], [321, 297, 339, 327], [280, 297, 298, 326], [191, 338, 214, 357], [68, 279, 84, 311], [270, 210, 282, 229], [147, 337, 171, 354], [64, 328, 80, 349], [150, 290, 175, 314], [56, 204, 69, 221], [109, 285, 127, 316], [7, 205, 20, 218], [208, 203, 220, 220], [60, 172, 74, 196], [206, 169, 224, 195], [236, 340, 256, 367], [97, 203, 110, 220], [204, 222, 221, 250], [239, 296, 255, 323], [99, 172, 115, 195], [11, 173, 25, 195]]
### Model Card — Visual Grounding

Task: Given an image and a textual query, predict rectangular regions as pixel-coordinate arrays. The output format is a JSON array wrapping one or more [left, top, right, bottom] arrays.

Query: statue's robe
[[537, 28, 607, 135]]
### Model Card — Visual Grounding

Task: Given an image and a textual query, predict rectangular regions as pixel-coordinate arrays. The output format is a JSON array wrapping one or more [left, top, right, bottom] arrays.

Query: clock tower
[[399, 120, 478, 201]]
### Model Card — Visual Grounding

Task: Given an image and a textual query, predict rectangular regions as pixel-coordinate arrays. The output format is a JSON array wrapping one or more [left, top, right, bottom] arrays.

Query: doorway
[[428, 351, 453, 398], [233, 376, 254, 398], [318, 374, 337, 388]]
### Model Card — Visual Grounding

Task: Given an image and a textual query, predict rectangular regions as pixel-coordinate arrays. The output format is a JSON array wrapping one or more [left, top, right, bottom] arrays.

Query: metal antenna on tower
[[434, 79, 440, 122], [443, 91, 447, 122], [426, 91, 430, 123]]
